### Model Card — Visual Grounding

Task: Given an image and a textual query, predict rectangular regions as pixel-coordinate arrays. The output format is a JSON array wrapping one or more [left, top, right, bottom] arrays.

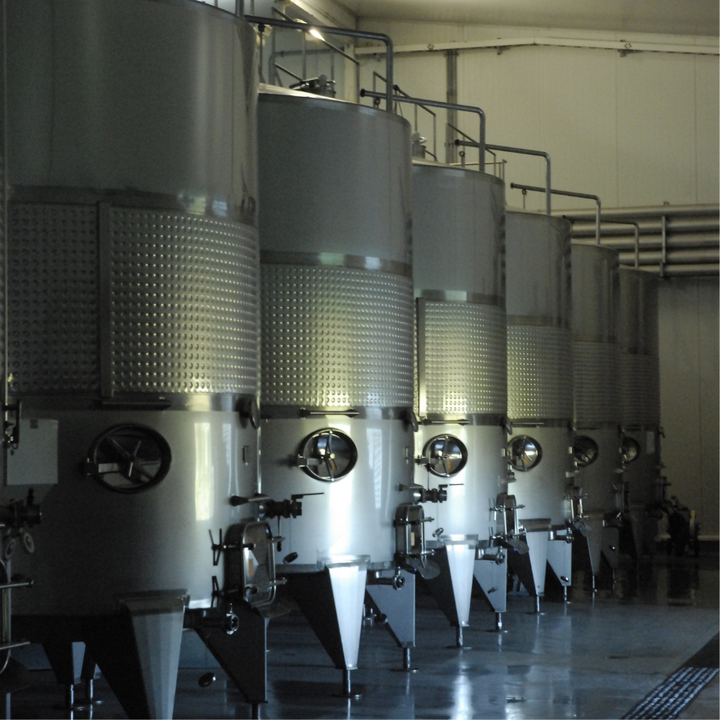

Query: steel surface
[[261, 264, 413, 408], [507, 426, 574, 526], [261, 417, 414, 568], [5, 0, 257, 221]]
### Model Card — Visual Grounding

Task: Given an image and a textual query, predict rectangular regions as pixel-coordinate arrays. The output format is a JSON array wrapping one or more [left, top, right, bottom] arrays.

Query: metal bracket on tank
[[494, 492, 524, 538], [394, 504, 439, 578], [2, 399, 21, 449], [398, 482, 455, 504], [566, 484, 587, 525], [209, 522, 285, 609], [229, 492, 323, 520]]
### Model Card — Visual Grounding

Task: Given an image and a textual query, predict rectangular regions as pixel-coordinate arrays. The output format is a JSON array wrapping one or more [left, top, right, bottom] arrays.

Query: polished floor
[[6, 552, 719, 719]]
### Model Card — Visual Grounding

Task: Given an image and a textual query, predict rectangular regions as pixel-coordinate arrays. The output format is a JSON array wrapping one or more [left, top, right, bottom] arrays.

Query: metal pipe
[[571, 232, 718, 249], [618, 248, 719, 265], [513, 183, 600, 241], [570, 220, 718, 237], [362, 90, 486, 171], [462, 142, 551, 213], [246, 15, 395, 110], [558, 203, 719, 220], [636, 263, 719, 277]]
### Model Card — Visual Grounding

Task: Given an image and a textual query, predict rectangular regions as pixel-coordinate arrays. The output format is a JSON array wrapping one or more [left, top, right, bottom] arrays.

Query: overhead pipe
[[558, 203, 719, 221], [561, 203, 718, 275], [360, 89, 486, 172], [638, 263, 719, 277], [571, 232, 719, 249], [512, 183, 600, 243], [245, 15, 395, 110], [618, 248, 719, 265]]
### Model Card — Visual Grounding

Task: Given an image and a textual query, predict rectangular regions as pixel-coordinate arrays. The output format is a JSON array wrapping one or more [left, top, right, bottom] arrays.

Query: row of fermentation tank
[[0, 1, 662, 718]]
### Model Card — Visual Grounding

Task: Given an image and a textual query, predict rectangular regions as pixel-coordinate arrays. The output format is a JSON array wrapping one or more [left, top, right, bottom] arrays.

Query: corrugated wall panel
[[695, 55, 720, 204], [658, 278, 719, 538], [616, 52, 698, 206]]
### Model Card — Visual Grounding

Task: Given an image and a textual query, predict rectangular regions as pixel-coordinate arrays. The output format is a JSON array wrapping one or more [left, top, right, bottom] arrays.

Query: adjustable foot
[[393, 646, 418, 673], [448, 625, 471, 649], [335, 669, 361, 700], [57, 684, 85, 712]]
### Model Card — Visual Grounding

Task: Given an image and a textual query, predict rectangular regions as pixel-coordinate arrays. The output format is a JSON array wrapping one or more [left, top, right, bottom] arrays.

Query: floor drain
[[622, 666, 719, 719]]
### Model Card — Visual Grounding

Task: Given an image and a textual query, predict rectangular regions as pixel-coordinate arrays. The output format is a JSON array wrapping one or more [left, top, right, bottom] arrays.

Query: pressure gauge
[[422, 434, 468, 477], [297, 428, 358, 482], [573, 436, 600, 467], [86, 424, 172, 493], [507, 436, 542, 472], [621, 435, 641, 464]]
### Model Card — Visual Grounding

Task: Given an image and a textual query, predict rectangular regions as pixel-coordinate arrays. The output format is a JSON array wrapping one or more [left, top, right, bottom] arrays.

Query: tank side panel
[[416, 425, 506, 538], [507, 426, 574, 525], [261, 417, 413, 567], [11, 409, 257, 616], [109, 209, 259, 396], [6, 0, 257, 211], [574, 341, 619, 426], [261, 265, 414, 408], [571, 244, 618, 344], [412, 165, 505, 299], [507, 325, 573, 421], [258, 95, 412, 265], [575, 427, 622, 516], [505, 212, 571, 323], [422, 301, 506, 415], [8, 203, 100, 395]]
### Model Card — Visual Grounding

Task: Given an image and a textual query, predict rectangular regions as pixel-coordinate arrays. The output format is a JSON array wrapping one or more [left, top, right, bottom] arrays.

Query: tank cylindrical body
[[617, 268, 661, 510], [572, 244, 622, 517], [258, 87, 415, 570], [411, 162, 506, 539], [505, 210, 574, 527], [6, 0, 259, 616]]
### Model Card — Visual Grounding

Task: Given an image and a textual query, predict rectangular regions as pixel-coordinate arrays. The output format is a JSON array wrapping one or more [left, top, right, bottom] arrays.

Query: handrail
[[512, 183, 600, 243], [457, 141, 551, 214], [361, 89, 486, 172], [245, 15, 394, 110]]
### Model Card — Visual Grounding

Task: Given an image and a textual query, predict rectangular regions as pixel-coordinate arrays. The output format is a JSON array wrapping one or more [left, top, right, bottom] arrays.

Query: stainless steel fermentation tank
[[4, 2, 269, 717], [616, 268, 661, 558], [411, 161, 508, 640], [257, 86, 418, 688], [504, 210, 575, 603], [571, 244, 623, 581]]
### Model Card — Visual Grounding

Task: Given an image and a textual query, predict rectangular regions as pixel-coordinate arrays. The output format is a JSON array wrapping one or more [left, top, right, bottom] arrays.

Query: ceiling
[[338, 0, 719, 37]]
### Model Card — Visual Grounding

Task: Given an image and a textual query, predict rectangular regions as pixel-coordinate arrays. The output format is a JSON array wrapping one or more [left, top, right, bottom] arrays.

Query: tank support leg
[[455, 625, 464, 648], [340, 669, 361, 699], [534, 595, 541, 614], [495, 612, 503, 631], [251, 702, 260, 719], [64, 684, 77, 711]]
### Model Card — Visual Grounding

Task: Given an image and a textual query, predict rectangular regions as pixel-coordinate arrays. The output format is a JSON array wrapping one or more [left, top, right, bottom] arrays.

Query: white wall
[[357, 20, 719, 212], [659, 278, 719, 538]]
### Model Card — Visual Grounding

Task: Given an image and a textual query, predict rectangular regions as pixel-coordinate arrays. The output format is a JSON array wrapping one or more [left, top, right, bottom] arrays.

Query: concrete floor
[[5, 552, 719, 719]]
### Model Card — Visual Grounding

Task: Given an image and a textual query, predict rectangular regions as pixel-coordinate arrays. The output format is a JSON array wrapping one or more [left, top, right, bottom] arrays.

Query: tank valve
[[398, 483, 451, 504], [230, 492, 323, 520]]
